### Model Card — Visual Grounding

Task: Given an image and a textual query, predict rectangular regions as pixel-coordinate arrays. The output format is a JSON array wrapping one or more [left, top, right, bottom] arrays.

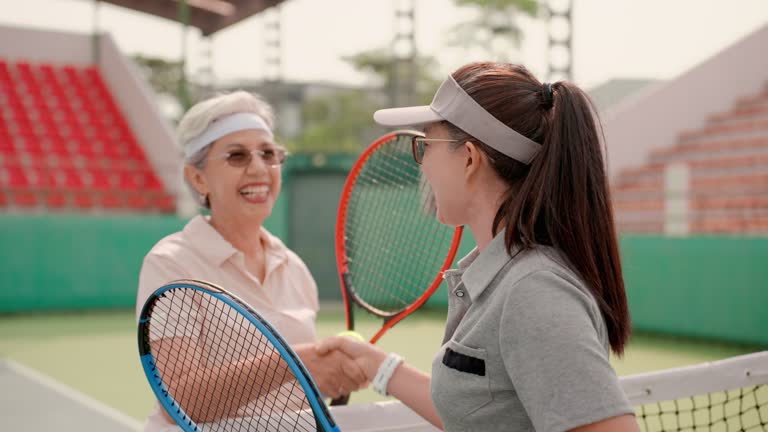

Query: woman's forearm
[[165, 351, 290, 424], [387, 363, 444, 430]]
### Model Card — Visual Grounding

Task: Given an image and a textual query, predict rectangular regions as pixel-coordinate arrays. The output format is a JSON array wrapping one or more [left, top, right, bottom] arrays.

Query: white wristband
[[372, 353, 404, 396]]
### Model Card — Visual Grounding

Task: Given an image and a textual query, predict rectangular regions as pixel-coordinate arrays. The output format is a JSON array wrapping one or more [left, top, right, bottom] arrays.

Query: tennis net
[[621, 351, 768, 432]]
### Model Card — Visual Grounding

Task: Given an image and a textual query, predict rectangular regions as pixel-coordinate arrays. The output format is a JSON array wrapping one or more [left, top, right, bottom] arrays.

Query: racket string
[[343, 136, 458, 313], [146, 288, 319, 431]]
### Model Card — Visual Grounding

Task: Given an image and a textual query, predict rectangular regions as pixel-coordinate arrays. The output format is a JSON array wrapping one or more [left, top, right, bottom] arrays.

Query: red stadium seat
[[1, 60, 171, 213], [145, 173, 163, 191], [46, 192, 68, 208], [103, 144, 126, 159], [126, 193, 150, 210], [154, 194, 176, 213], [100, 193, 124, 209], [26, 166, 55, 191], [56, 168, 85, 191], [117, 169, 142, 191], [87, 168, 113, 191], [49, 140, 70, 158], [73, 192, 94, 209], [13, 192, 38, 207], [3, 166, 29, 188], [0, 138, 19, 158]]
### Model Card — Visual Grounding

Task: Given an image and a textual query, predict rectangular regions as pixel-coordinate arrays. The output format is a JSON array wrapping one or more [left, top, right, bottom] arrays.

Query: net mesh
[[141, 287, 322, 432], [344, 134, 458, 314], [625, 353, 768, 432], [635, 386, 768, 432]]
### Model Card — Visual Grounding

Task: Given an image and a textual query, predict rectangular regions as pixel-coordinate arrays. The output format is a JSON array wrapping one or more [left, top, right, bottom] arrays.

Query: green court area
[[0, 308, 762, 421]]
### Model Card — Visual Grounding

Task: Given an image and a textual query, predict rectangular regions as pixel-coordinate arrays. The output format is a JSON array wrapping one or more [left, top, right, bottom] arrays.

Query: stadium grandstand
[[0, 0, 286, 215], [604, 24, 768, 235]]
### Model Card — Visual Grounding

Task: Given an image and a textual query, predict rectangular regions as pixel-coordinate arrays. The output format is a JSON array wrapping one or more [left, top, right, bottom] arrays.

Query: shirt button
[[455, 289, 465, 298]]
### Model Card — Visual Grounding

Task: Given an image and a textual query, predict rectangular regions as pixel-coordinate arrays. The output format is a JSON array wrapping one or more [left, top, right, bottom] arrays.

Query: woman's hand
[[318, 336, 443, 429], [315, 336, 388, 382], [294, 341, 370, 399]]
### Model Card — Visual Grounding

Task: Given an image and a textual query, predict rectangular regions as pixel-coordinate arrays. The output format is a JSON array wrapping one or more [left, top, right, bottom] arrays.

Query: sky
[[0, 0, 766, 90]]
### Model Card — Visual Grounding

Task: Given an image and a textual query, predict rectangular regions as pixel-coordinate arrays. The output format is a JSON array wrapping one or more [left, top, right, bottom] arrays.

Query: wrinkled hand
[[294, 341, 369, 399], [316, 336, 387, 383]]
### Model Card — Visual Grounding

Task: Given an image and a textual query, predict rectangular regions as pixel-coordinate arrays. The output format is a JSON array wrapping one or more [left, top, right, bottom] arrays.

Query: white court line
[[1, 358, 143, 431]]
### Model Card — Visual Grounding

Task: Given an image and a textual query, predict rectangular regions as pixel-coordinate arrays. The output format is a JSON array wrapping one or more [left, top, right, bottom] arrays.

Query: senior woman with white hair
[[136, 91, 367, 432]]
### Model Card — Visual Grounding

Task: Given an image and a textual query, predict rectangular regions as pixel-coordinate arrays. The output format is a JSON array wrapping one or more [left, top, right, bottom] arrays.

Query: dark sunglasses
[[410, 136, 460, 164], [212, 147, 288, 168]]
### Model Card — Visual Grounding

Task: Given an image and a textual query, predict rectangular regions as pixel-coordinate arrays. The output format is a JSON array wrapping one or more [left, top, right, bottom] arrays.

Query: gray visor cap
[[373, 75, 542, 164]]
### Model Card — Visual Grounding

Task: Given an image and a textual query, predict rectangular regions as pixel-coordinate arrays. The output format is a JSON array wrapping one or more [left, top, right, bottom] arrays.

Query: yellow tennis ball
[[336, 330, 365, 342]]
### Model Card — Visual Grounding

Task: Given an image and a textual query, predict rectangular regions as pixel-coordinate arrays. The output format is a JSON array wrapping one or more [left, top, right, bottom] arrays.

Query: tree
[[344, 49, 440, 106], [449, 0, 540, 60], [132, 55, 185, 97], [287, 50, 440, 154], [291, 88, 381, 153], [131, 55, 197, 119]]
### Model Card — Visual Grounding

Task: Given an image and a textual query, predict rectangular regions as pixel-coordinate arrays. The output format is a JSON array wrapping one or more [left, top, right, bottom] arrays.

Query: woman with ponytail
[[318, 62, 638, 432]]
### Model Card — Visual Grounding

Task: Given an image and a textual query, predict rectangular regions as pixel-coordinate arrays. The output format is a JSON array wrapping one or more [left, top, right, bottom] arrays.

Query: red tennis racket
[[331, 130, 463, 405]]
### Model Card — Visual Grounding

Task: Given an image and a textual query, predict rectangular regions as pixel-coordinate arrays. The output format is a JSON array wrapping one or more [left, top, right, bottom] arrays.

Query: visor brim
[[373, 106, 443, 128]]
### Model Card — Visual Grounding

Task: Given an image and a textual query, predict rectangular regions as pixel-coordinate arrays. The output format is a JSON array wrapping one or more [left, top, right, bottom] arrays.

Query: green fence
[[0, 209, 289, 312], [1, 193, 766, 346], [619, 235, 768, 346], [0, 214, 186, 311], [426, 233, 768, 346], [282, 153, 357, 301], [3, 212, 765, 345]]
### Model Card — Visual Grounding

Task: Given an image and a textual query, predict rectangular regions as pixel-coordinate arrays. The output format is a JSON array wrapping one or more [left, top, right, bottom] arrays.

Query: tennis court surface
[[3, 351, 766, 431], [1, 359, 142, 431]]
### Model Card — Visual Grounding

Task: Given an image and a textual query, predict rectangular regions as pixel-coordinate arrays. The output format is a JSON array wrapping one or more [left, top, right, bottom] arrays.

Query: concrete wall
[[0, 25, 93, 64]]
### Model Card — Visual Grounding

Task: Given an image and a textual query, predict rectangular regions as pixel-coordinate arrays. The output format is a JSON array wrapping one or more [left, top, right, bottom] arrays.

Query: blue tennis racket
[[138, 279, 340, 432]]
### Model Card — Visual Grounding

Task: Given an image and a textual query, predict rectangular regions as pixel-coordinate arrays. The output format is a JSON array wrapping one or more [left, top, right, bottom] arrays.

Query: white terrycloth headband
[[373, 75, 542, 164], [184, 112, 273, 158]]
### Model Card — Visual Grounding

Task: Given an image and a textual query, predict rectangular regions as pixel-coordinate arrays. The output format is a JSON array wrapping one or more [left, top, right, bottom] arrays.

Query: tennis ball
[[336, 330, 365, 342]]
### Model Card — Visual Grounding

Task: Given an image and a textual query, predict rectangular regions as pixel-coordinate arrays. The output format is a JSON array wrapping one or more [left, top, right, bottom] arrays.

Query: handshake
[[294, 334, 388, 399]]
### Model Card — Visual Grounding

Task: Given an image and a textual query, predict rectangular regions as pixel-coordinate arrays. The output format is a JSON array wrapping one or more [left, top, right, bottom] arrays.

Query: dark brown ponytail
[[446, 62, 630, 355]]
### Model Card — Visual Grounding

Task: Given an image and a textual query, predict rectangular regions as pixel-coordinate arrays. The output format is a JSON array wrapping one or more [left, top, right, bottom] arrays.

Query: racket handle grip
[[330, 394, 350, 406]]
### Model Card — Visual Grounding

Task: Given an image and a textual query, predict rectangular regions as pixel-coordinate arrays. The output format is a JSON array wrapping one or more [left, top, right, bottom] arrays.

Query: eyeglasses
[[212, 147, 288, 168], [411, 136, 460, 164]]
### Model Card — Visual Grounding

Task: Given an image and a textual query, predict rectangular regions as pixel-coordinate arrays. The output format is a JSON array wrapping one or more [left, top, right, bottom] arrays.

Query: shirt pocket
[[432, 339, 493, 419]]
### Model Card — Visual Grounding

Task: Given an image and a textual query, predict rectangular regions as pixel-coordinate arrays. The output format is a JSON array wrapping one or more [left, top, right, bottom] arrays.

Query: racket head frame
[[334, 131, 464, 344], [138, 279, 340, 432]]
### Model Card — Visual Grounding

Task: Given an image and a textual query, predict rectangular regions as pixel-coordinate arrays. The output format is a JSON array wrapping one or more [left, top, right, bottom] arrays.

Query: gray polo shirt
[[431, 233, 633, 432]]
